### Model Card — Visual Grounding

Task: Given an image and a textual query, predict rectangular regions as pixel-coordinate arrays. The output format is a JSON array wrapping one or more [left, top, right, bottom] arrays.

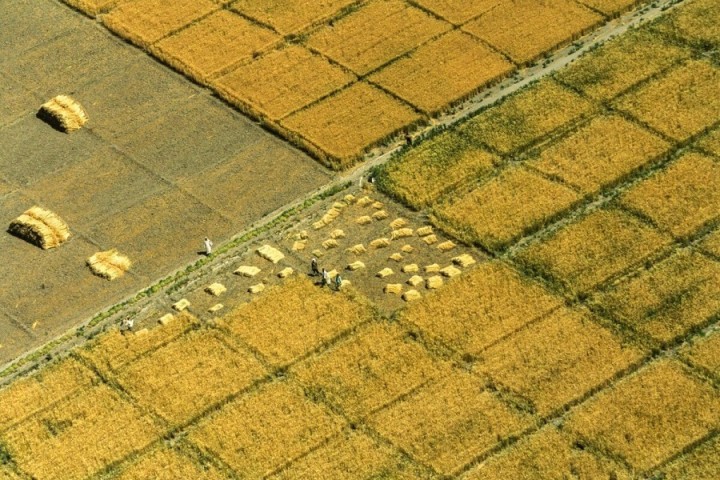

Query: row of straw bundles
[[8, 207, 70, 249], [39, 95, 88, 132]]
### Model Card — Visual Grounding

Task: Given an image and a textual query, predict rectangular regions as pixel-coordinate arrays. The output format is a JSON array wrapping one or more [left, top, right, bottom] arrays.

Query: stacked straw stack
[[87, 249, 131, 280], [39, 95, 88, 132], [8, 206, 70, 249]]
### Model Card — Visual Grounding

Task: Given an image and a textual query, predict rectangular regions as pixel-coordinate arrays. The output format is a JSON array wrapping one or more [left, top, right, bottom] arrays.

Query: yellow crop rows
[[231, 0, 356, 35], [652, 0, 720, 49], [699, 127, 720, 156], [413, 0, 502, 24], [701, 228, 720, 258], [659, 434, 720, 480], [114, 446, 226, 480], [578, 0, 645, 16], [62, 0, 121, 17], [680, 331, 720, 380]]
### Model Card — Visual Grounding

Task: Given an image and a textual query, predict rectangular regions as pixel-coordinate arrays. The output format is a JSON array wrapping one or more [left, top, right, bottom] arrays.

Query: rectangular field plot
[[114, 446, 226, 480], [268, 430, 430, 480], [462, 0, 603, 64], [1, 384, 162, 480], [556, 28, 689, 101], [459, 79, 595, 154], [620, 152, 720, 238], [529, 115, 670, 195], [368, 370, 533, 476], [659, 434, 720, 480], [116, 329, 267, 425], [516, 208, 672, 294], [463, 426, 631, 480], [681, 331, 720, 381], [413, 0, 502, 24], [699, 126, 720, 157], [380, 130, 498, 209], [700, 228, 720, 258], [306, 0, 450, 75], [436, 166, 580, 251], [190, 381, 344, 478], [281, 83, 420, 167], [370, 30, 514, 114], [566, 360, 720, 473], [102, 0, 217, 48], [153, 11, 279, 82], [215, 45, 355, 121], [220, 277, 372, 366], [0, 359, 96, 432], [614, 60, 720, 141], [231, 0, 355, 35], [594, 249, 720, 344], [476, 308, 644, 416], [652, 0, 720, 51], [291, 322, 446, 420], [61, 0, 121, 17], [402, 261, 563, 357], [577, 0, 646, 16]]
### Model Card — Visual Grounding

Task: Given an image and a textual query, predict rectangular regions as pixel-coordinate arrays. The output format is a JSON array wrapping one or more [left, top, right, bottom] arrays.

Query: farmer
[[334, 273, 343, 291], [203, 237, 213, 256], [321, 268, 329, 287], [311, 257, 319, 276], [120, 317, 134, 333]]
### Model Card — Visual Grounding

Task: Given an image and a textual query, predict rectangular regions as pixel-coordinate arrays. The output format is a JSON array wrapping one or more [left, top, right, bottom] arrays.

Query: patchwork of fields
[[1, 0, 719, 479]]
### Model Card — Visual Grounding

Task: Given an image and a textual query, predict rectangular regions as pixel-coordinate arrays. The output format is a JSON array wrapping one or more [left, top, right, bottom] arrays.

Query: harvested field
[[190, 381, 344, 478], [462, 0, 603, 64], [463, 426, 631, 479], [459, 79, 596, 154], [369, 369, 533, 475], [565, 360, 720, 472], [594, 249, 720, 344], [402, 261, 562, 356], [114, 446, 226, 480], [659, 434, 720, 480], [680, 331, 720, 380], [529, 115, 670, 195], [230, 0, 356, 35], [620, 152, 720, 239], [515, 208, 672, 294], [291, 322, 445, 419], [476, 307, 644, 416], [435, 166, 580, 250], [413, 0, 502, 24], [216, 45, 355, 121], [281, 82, 420, 167], [556, 29, 688, 100], [652, 0, 720, 50], [370, 30, 514, 114], [153, 11, 279, 82], [614, 60, 720, 141], [306, 0, 450, 75]]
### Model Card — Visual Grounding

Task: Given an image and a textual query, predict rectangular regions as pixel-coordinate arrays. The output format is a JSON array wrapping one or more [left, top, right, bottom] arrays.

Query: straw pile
[[440, 266, 462, 278], [372, 210, 389, 220], [340, 279, 352, 289], [401, 244, 414, 253], [425, 264, 441, 273], [327, 269, 338, 278], [426, 275, 444, 289], [257, 245, 285, 263], [390, 218, 408, 229], [295, 231, 308, 240], [438, 240, 457, 251], [389, 252, 404, 262], [356, 215, 373, 225], [332, 202, 346, 210], [357, 196, 374, 207], [347, 244, 366, 255], [377, 268, 394, 278], [330, 229, 346, 239], [312, 249, 324, 258], [402, 290, 422, 302], [402, 264, 419, 273], [205, 283, 227, 296], [278, 267, 294, 278], [292, 240, 306, 251], [313, 220, 326, 230], [158, 313, 174, 326], [344, 194, 356, 204], [8, 206, 70, 249], [249, 283, 265, 294], [208, 304, 224, 313], [407, 275, 424, 287], [384, 284, 403, 295], [370, 238, 390, 249], [347, 261, 365, 271], [391, 228, 413, 240], [321, 207, 342, 225], [173, 299, 191, 311], [322, 239, 339, 249], [453, 254, 476, 268], [423, 234, 438, 245], [416, 226, 433, 236], [39, 95, 88, 132], [86, 249, 131, 280], [372, 201, 384, 209], [235, 266, 261, 277]]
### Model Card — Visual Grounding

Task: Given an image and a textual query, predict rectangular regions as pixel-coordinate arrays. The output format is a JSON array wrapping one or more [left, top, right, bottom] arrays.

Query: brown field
[[369, 30, 514, 114], [620, 152, 720, 239], [462, 0, 603, 64], [230, 0, 356, 35]]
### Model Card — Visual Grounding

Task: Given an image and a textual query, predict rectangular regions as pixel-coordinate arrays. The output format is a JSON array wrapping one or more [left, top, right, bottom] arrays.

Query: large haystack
[[39, 95, 88, 132], [8, 206, 70, 249], [87, 249, 131, 280]]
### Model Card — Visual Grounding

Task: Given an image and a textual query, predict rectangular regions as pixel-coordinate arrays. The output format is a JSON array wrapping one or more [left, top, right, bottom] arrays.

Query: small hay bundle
[[340, 279, 352, 289], [87, 249, 131, 280], [278, 267, 294, 278], [313, 220, 326, 230], [440, 266, 462, 278], [39, 95, 88, 132], [402, 289, 422, 302], [205, 283, 227, 296], [372, 210, 389, 221], [322, 239, 339, 250], [312, 249, 324, 258], [330, 229, 346, 239], [344, 194, 356, 204], [425, 263, 441, 273], [401, 244, 414, 253], [172, 299, 191, 311], [452, 254, 476, 268], [257, 245, 285, 264], [390, 228, 413, 240], [438, 240, 457, 252], [402, 264, 419, 274], [423, 234, 438, 245], [328, 269, 338, 279], [322, 207, 342, 224], [208, 304, 224, 313], [370, 238, 390, 249], [294, 230, 309, 240], [332, 202, 346, 210], [249, 283, 265, 294], [372, 201, 384, 209], [407, 275, 424, 287], [356, 215, 373, 225], [416, 226, 434, 237], [292, 240, 306, 251], [9, 206, 70, 249], [158, 313, 174, 326], [347, 261, 366, 271], [390, 218, 408, 229], [389, 253, 404, 262], [384, 284, 403, 295], [426, 275, 444, 289], [235, 265, 261, 277], [347, 244, 367, 255], [376, 267, 394, 278], [357, 196, 374, 207]]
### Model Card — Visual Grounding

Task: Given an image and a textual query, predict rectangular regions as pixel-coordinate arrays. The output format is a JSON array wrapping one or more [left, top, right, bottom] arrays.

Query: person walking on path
[[311, 257, 319, 276], [321, 268, 329, 288], [203, 237, 213, 256], [334, 273, 342, 291]]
